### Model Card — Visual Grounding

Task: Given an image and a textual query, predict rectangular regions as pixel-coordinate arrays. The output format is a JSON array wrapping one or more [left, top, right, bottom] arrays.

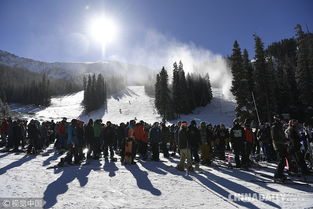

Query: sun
[[89, 16, 118, 45]]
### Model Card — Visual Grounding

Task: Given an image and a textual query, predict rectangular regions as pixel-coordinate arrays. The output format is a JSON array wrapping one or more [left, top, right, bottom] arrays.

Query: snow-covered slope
[[0, 150, 312, 209], [11, 86, 235, 126], [0, 50, 155, 83]]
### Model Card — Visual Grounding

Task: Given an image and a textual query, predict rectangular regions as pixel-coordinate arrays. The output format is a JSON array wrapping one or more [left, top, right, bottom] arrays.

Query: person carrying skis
[[230, 119, 245, 168]]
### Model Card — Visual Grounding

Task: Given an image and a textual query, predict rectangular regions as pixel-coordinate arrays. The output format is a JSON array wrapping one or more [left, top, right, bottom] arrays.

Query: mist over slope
[[0, 49, 156, 84]]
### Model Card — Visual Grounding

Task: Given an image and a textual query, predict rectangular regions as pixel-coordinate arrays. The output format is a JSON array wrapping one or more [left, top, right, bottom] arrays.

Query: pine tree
[[253, 35, 278, 122], [230, 41, 251, 122], [157, 67, 174, 120], [178, 61, 191, 114], [172, 62, 180, 117], [295, 24, 313, 107]]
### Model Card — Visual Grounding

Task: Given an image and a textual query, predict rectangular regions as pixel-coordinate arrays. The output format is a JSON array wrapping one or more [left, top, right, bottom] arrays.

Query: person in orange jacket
[[134, 120, 148, 160]]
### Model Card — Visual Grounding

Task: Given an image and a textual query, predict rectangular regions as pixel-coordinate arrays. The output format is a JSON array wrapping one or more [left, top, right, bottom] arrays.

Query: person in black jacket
[[188, 120, 200, 165], [27, 120, 40, 154], [12, 120, 23, 151], [285, 119, 308, 175], [102, 121, 116, 160], [271, 115, 288, 180], [176, 121, 193, 172], [85, 119, 95, 159], [230, 119, 245, 168]]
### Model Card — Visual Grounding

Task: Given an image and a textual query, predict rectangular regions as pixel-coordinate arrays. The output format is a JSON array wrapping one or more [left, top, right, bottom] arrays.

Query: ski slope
[[13, 86, 235, 126], [0, 150, 312, 209]]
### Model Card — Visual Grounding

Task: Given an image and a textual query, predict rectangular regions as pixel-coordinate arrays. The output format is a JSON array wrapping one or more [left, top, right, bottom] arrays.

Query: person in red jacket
[[243, 123, 254, 167], [0, 119, 9, 146]]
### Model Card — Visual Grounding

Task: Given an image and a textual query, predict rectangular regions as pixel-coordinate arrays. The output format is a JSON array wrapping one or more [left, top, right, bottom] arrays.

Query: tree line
[[0, 64, 82, 107], [154, 61, 213, 120], [230, 24, 313, 124]]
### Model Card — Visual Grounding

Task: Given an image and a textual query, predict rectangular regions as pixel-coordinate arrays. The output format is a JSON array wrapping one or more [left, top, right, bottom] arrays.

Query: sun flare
[[89, 16, 118, 45]]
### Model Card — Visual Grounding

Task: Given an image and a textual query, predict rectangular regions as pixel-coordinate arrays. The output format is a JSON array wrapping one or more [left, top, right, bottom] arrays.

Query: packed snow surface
[[0, 151, 313, 209], [3, 86, 313, 208]]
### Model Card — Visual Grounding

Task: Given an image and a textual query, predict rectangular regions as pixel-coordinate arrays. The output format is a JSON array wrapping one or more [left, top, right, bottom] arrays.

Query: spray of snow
[[121, 30, 233, 100]]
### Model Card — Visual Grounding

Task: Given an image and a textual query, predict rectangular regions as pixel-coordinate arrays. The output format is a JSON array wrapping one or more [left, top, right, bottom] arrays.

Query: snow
[[0, 151, 313, 209], [3, 86, 313, 208], [15, 86, 235, 126]]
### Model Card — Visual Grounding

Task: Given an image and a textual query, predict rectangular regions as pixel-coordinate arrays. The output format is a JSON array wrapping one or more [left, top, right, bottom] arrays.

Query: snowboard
[[124, 139, 133, 164]]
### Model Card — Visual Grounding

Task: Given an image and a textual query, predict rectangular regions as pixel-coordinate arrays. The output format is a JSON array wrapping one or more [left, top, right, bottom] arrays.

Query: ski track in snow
[[11, 86, 236, 126], [0, 151, 313, 209]]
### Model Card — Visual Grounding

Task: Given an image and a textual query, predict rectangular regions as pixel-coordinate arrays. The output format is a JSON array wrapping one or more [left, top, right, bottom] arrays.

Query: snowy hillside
[[0, 50, 155, 83], [10, 86, 235, 126]]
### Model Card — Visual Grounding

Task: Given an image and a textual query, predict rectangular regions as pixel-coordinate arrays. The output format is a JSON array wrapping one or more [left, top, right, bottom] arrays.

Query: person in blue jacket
[[63, 119, 80, 164]]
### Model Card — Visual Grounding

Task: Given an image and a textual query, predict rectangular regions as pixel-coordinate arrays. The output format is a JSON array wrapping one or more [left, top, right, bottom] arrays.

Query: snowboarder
[[124, 120, 136, 164]]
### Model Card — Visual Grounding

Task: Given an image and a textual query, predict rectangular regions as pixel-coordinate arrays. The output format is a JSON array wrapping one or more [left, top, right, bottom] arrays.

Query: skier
[[160, 123, 170, 158], [134, 121, 147, 159], [27, 120, 40, 155], [63, 119, 80, 164], [149, 122, 162, 161], [12, 120, 22, 151], [0, 119, 9, 147], [242, 123, 254, 168], [176, 121, 193, 172], [188, 120, 200, 165], [85, 119, 94, 159], [199, 121, 211, 165], [285, 119, 308, 175], [218, 123, 229, 160], [102, 121, 116, 160], [92, 119, 102, 159], [271, 115, 288, 181], [230, 119, 245, 168]]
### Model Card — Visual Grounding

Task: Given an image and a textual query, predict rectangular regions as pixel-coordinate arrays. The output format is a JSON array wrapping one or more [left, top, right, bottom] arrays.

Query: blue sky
[[0, 0, 312, 65]]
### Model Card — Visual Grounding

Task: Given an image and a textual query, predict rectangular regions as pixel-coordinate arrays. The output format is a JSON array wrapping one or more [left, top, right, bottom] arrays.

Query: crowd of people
[[0, 116, 312, 180]]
